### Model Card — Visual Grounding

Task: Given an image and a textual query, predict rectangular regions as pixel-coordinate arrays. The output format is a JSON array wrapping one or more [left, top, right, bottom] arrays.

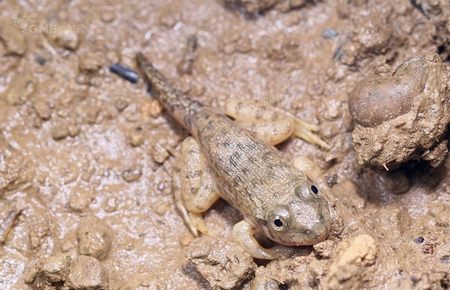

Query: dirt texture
[[0, 0, 449, 290]]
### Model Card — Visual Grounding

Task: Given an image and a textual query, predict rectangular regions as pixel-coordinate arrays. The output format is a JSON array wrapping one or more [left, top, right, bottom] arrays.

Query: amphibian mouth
[[136, 53, 331, 259]]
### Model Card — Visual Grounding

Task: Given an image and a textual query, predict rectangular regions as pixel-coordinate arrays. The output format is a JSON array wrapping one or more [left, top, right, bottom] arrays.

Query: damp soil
[[0, 0, 449, 289]]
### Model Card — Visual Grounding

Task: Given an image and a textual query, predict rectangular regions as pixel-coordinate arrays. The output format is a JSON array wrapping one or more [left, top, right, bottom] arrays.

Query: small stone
[[79, 51, 104, 74], [153, 201, 170, 216], [40, 254, 71, 283], [115, 98, 129, 112], [51, 124, 69, 140], [186, 236, 256, 290], [100, 11, 116, 23], [103, 197, 117, 213], [66, 255, 108, 290], [413, 236, 424, 244], [68, 123, 80, 137], [3, 72, 35, 106], [313, 240, 335, 259], [77, 217, 113, 260], [151, 143, 170, 164], [322, 28, 339, 39], [179, 232, 194, 247], [140, 99, 163, 119], [128, 126, 145, 147], [0, 20, 27, 56], [33, 100, 52, 121], [122, 167, 142, 182], [440, 255, 450, 264], [47, 23, 81, 51], [323, 234, 377, 289], [422, 243, 435, 254], [68, 187, 92, 212]]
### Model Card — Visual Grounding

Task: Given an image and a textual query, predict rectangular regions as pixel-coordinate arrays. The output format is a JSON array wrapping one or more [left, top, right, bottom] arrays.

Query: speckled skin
[[137, 53, 331, 247]]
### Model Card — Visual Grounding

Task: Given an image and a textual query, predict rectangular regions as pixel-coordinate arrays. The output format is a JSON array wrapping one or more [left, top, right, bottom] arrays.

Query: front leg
[[232, 220, 294, 260], [173, 137, 220, 237], [225, 99, 329, 149]]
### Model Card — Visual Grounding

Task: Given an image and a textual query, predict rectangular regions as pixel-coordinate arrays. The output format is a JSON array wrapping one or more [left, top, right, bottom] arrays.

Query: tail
[[136, 53, 203, 132]]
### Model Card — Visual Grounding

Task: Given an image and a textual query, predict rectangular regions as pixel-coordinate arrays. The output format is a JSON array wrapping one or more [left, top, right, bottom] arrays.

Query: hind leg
[[225, 98, 329, 149], [173, 137, 220, 237]]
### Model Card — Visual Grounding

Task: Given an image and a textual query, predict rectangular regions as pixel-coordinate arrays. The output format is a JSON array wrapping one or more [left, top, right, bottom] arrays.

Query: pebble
[[110, 63, 139, 83], [66, 255, 108, 289], [33, 100, 52, 121], [77, 217, 113, 260], [129, 126, 145, 147], [122, 167, 142, 182], [151, 143, 170, 164], [323, 234, 377, 289], [140, 99, 163, 119], [413, 236, 424, 244], [51, 124, 69, 140], [47, 23, 81, 51], [0, 20, 27, 55], [68, 187, 92, 212], [79, 51, 104, 73], [3, 72, 36, 106], [103, 197, 118, 213], [186, 236, 256, 290], [39, 254, 71, 284], [322, 28, 339, 39]]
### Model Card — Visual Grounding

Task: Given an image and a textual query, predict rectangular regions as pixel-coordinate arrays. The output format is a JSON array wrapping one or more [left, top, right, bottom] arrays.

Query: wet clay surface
[[0, 0, 449, 289]]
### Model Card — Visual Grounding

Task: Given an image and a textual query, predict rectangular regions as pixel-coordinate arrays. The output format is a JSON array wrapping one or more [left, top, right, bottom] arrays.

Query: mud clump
[[322, 234, 377, 290], [349, 52, 450, 169], [77, 217, 113, 260], [185, 236, 256, 289]]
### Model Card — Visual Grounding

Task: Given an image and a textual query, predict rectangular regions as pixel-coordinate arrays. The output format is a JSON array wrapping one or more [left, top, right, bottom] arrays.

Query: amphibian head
[[262, 179, 331, 246]]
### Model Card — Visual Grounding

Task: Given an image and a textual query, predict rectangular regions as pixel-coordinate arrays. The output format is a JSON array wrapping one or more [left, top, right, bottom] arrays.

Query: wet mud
[[0, 0, 449, 289]]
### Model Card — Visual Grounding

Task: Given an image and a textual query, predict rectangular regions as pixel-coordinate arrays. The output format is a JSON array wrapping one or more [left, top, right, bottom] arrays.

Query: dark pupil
[[311, 185, 319, 194], [274, 219, 283, 227]]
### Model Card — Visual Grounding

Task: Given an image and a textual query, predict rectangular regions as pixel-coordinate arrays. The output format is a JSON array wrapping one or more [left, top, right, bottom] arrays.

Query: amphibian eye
[[274, 218, 283, 228], [311, 185, 319, 194]]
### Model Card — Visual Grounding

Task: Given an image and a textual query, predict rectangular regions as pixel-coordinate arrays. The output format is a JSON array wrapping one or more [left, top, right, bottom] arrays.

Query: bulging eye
[[269, 208, 289, 231], [273, 216, 285, 231], [311, 185, 319, 194]]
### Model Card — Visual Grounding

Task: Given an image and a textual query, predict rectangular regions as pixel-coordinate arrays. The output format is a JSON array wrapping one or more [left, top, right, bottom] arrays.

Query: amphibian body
[[136, 53, 331, 259]]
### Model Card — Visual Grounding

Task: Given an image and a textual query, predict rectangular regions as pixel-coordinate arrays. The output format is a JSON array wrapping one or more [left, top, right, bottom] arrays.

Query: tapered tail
[[136, 53, 203, 132]]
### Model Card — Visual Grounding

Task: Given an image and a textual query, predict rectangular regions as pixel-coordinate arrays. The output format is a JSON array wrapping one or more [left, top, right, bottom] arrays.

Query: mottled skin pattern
[[136, 53, 331, 256]]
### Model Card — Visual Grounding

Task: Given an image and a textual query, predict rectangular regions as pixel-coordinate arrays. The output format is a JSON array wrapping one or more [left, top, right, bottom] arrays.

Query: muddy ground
[[0, 0, 449, 289]]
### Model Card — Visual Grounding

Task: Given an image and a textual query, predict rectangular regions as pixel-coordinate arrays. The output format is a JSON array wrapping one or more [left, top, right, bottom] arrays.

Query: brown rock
[[186, 236, 256, 290], [66, 255, 108, 290], [77, 217, 113, 260], [0, 20, 27, 56]]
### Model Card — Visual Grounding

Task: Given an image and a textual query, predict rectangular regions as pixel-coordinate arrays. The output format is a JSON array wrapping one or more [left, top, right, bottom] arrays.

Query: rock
[[128, 126, 145, 147], [68, 187, 92, 212], [26, 254, 71, 288], [2, 72, 36, 106], [47, 23, 81, 51], [79, 51, 104, 74], [150, 143, 170, 164], [322, 234, 377, 290], [185, 236, 256, 290], [77, 217, 113, 260], [66, 255, 108, 290], [250, 256, 313, 289], [0, 20, 27, 56], [122, 167, 142, 182], [51, 123, 69, 140], [349, 52, 450, 169], [140, 99, 163, 119], [39, 254, 71, 284], [33, 99, 52, 121]]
